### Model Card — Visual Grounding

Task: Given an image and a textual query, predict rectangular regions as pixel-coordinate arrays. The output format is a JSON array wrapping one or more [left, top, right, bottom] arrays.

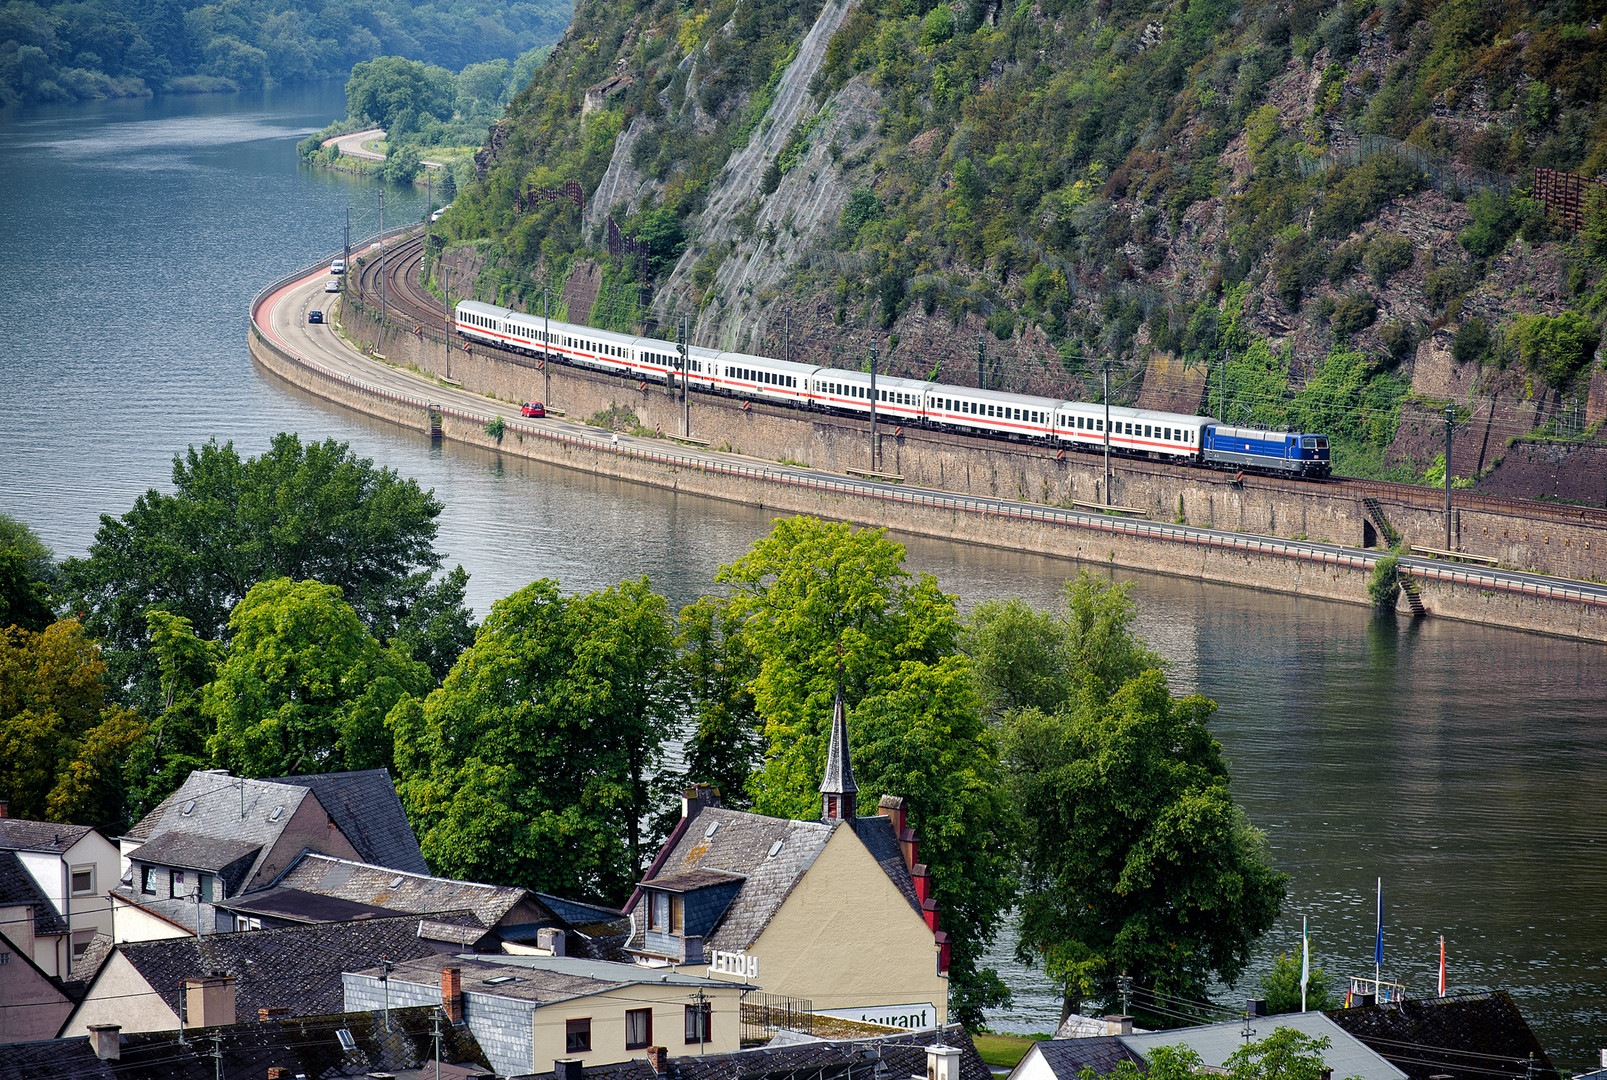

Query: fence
[[741, 995, 815, 1043], [1532, 167, 1606, 230], [1298, 132, 1513, 196]]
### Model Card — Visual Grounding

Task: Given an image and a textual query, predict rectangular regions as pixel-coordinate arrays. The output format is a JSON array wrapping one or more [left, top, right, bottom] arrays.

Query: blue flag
[[1374, 877, 1383, 968]]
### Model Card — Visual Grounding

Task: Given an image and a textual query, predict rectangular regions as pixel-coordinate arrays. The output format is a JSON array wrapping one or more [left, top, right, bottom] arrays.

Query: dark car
[[308, 310, 324, 324], [521, 401, 545, 417]]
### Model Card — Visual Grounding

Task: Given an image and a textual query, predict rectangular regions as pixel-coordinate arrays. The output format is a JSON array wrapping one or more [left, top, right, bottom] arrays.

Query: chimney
[[556, 1059, 584, 1080], [259, 1007, 290, 1022], [87, 1024, 120, 1061], [925, 1044, 962, 1080], [682, 784, 721, 820], [0, 799, 9, 818], [911, 864, 931, 903], [1355, 993, 1376, 1008], [898, 827, 919, 872], [921, 898, 940, 932], [184, 975, 236, 1028], [1246, 998, 1268, 1018], [538, 927, 567, 957], [269, 1070, 287, 1079], [878, 795, 906, 835], [442, 966, 463, 1023], [682, 935, 704, 965], [1103, 1015, 1134, 1036], [934, 931, 950, 974], [1601, 1052, 1607, 1070], [646, 1047, 669, 1074]]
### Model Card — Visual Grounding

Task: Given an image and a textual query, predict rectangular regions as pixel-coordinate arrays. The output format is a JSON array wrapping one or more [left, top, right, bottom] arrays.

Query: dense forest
[[0, 0, 569, 106], [433, 0, 1607, 487]]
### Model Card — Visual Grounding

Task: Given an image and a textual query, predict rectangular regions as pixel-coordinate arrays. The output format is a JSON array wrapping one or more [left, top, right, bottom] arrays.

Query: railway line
[[351, 232, 1607, 531]]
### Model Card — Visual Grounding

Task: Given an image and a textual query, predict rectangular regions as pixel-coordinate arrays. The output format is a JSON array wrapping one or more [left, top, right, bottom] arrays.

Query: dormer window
[[647, 890, 681, 934]]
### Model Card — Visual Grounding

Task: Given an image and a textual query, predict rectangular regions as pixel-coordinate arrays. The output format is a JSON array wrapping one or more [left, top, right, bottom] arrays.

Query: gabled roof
[[1023, 1036, 1145, 1080], [629, 808, 836, 953], [510, 1023, 991, 1080], [262, 769, 428, 875], [1325, 992, 1560, 1080], [362, 951, 733, 1007], [266, 852, 547, 932], [1122, 1012, 1406, 1080], [89, 912, 452, 1022], [0, 849, 66, 935], [214, 886, 396, 925], [0, 1004, 491, 1080], [849, 814, 920, 912], [0, 818, 96, 854], [122, 771, 314, 892]]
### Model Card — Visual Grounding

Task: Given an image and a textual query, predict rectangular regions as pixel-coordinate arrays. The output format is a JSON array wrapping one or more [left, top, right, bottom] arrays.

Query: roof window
[[268, 806, 284, 822], [767, 840, 784, 859], [704, 821, 720, 839], [387, 876, 404, 888], [181, 800, 197, 815], [485, 975, 519, 985], [335, 1029, 357, 1051]]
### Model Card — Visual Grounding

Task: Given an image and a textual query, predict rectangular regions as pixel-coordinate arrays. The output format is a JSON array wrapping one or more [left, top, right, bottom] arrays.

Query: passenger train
[[454, 300, 1330, 477]]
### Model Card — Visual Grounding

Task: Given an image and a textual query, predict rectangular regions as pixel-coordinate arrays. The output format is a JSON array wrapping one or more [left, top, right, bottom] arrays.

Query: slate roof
[[362, 951, 732, 1006], [628, 808, 835, 953], [262, 769, 428, 875], [0, 849, 67, 935], [510, 1023, 991, 1080], [1027, 1036, 1146, 1079], [94, 912, 453, 1022], [0, 1005, 491, 1080], [849, 814, 921, 913], [266, 852, 547, 932], [126, 831, 261, 884], [1122, 1012, 1407, 1080], [1325, 992, 1560, 1080], [820, 689, 859, 797], [0, 818, 95, 853], [122, 771, 315, 893], [214, 886, 397, 925]]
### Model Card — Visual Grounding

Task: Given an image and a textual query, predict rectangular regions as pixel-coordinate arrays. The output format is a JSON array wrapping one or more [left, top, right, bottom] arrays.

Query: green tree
[[456, 58, 511, 116], [712, 517, 1017, 1027], [394, 577, 679, 901], [0, 550, 53, 633], [1089, 1029, 1339, 1080], [61, 434, 463, 711], [204, 578, 431, 778], [674, 595, 763, 808], [124, 609, 220, 823], [1262, 950, 1332, 1014], [0, 620, 147, 827], [346, 56, 456, 133], [1511, 311, 1601, 388], [1001, 576, 1285, 1022]]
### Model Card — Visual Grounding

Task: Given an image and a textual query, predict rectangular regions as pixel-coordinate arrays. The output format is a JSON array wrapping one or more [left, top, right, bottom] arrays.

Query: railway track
[[357, 233, 1607, 529]]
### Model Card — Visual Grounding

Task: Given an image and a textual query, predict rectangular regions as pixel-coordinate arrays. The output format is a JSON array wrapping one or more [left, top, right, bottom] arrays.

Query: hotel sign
[[708, 950, 758, 978]]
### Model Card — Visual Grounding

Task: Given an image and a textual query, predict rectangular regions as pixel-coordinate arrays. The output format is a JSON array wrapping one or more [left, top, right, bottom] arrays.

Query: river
[[1, 85, 1604, 1068]]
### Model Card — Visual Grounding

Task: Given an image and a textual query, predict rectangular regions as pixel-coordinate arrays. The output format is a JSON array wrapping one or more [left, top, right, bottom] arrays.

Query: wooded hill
[[435, 0, 1607, 488]]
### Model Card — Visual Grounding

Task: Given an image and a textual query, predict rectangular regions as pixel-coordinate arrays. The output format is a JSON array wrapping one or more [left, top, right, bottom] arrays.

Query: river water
[[2, 86, 1605, 1067]]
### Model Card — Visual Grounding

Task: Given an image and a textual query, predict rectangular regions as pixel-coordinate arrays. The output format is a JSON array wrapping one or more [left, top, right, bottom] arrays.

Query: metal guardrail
[[251, 263, 1607, 614]]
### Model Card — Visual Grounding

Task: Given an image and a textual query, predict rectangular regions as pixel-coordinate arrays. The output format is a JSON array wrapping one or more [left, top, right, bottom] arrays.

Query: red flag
[[1438, 936, 1446, 997]]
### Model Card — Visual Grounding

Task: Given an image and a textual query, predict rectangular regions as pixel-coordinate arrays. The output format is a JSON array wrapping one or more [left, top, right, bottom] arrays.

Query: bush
[[1328, 237, 1367, 283], [1310, 154, 1424, 239], [1378, 319, 1417, 364], [1369, 554, 1400, 611], [1365, 234, 1415, 286], [1512, 311, 1601, 388], [1458, 190, 1521, 259], [1451, 317, 1490, 364], [1331, 293, 1379, 336], [1423, 267, 1464, 311]]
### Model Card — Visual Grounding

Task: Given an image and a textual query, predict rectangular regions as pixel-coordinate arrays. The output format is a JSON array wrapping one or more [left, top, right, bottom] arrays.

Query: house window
[[140, 866, 156, 894], [236, 916, 262, 932], [648, 891, 669, 931], [625, 1008, 653, 1049], [71, 931, 95, 958], [685, 1003, 711, 1045], [566, 1018, 592, 1054], [170, 870, 185, 898], [70, 865, 95, 896], [0, 951, 9, 965]]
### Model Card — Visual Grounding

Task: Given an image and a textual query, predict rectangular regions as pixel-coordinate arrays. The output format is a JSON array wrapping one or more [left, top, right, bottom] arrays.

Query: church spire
[[820, 682, 858, 822]]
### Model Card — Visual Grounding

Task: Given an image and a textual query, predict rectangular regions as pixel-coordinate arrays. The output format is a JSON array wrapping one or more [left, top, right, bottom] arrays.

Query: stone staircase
[[1361, 496, 1401, 548], [1399, 573, 1428, 616]]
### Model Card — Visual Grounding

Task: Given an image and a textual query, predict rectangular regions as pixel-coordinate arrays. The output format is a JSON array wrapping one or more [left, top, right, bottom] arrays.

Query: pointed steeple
[[820, 684, 858, 822]]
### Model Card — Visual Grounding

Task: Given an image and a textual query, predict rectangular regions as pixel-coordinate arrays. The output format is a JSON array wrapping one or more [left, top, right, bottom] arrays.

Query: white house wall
[[60, 950, 180, 1036]]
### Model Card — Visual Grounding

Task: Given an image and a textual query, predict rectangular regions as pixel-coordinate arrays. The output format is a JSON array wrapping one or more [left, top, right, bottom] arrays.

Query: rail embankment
[[250, 278, 1607, 642]]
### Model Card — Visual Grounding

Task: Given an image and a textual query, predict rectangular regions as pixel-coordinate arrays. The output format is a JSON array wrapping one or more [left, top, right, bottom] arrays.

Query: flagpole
[[1374, 877, 1382, 994], [1439, 936, 1446, 997], [1301, 916, 1309, 1013]]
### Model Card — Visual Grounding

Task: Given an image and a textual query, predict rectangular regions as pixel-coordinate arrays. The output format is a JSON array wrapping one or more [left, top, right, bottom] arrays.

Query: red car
[[520, 402, 546, 417]]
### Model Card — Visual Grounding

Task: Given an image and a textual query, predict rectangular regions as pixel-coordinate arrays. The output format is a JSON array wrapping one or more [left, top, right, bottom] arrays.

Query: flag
[[1374, 877, 1384, 970], [1301, 916, 1311, 1013], [1439, 936, 1446, 997]]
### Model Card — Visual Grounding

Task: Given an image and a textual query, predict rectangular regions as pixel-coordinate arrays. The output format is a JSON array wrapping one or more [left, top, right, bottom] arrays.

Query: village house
[[343, 953, 746, 1078], [111, 768, 427, 942], [0, 814, 121, 974], [626, 691, 949, 1027], [60, 912, 451, 1037]]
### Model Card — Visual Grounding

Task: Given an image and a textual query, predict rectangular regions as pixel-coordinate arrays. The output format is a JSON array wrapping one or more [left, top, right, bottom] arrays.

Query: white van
[[330, 259, 346, 275]]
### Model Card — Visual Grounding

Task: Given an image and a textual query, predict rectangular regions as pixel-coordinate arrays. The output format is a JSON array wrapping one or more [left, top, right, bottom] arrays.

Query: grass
[[971, 1032, 1049, 1070]]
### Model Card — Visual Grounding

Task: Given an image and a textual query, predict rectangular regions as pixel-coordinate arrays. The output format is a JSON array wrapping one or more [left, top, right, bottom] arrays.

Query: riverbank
[[249, 260, 1607, 642]]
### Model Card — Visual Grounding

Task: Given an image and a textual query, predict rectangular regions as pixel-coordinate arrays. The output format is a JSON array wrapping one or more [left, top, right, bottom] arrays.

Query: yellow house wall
[[61, 951, 180, 1036], [743, 823, 947, 1024], [111, 897, 193, 944], [538, 982, 744, 1067]]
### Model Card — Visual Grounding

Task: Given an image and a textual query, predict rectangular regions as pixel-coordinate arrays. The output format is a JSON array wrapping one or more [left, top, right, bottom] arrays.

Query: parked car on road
[[521, 401, 545, 417], [330, 259, 345, 275], [308, 310, 323, 324]]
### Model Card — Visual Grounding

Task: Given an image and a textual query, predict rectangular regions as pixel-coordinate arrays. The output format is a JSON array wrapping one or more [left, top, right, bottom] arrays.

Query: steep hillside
[[437, 0, 1607, 492]]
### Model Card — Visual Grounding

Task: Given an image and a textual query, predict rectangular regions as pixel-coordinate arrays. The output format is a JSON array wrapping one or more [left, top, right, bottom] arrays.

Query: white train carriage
[[708, 351, 818, 405], [803, 369, 934, 424], [1053, 403, 1209, 462], [928, 385, 1062, 441]]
